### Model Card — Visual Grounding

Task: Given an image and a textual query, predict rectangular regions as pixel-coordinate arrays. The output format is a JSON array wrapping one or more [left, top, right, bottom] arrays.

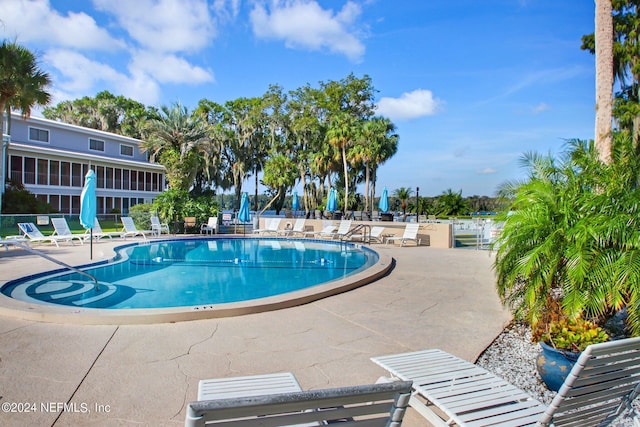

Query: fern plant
[[494, 133, 640, 337]]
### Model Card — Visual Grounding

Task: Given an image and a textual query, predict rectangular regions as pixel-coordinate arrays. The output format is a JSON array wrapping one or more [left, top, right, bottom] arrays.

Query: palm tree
[[0, 40, 51, 213], [436, 189, 469, 216], [594, 0, 613, 162], [327, 112, 360, 213], [140, 102, 209, 191], [393, 187, 413, 218], [495, 135, 640, 337], [0, 40, 52, 134]]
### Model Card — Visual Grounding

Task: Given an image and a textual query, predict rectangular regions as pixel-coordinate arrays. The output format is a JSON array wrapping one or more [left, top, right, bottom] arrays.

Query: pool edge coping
[[0, 239, 393, 325]]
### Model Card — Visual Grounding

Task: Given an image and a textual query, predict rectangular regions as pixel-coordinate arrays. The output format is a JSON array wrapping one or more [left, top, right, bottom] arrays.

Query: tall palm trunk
[[595, 0, 613, 163], [342, 145, 349, 212]]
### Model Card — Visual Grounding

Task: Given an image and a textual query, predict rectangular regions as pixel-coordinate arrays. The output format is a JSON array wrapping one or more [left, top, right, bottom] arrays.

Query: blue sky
[[1, 0, 596, 197]]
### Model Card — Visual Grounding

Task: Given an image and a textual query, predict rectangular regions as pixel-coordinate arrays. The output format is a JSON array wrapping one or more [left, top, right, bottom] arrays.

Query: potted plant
[[535, 317, 609, 391]]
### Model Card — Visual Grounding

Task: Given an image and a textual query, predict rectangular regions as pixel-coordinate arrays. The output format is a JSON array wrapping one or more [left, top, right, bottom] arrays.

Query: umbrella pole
[[90, 229, 93, 260]]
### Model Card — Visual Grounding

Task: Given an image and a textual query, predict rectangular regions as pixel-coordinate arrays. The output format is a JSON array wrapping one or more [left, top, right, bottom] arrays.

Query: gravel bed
[[476, 322, 638, 426]]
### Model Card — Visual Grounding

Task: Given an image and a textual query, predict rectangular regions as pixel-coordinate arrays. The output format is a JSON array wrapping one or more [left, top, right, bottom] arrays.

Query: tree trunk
[[595, 0, 613, 163]]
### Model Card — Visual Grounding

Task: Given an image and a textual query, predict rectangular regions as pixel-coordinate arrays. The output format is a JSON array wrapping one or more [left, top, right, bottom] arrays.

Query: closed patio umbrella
[[327, 188, 337, 212], [378, 187, 389, 213], [80, 169, 96, 260], [292, 191, 299, 212], [238, 192, 250, 234]]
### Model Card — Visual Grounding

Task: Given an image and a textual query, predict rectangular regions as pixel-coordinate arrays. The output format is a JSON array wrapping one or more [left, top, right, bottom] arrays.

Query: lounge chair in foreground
[[17, 222, 68, 247], [252, 218, 281, 235], [150, 216, 170, 236], [85, 218, 124, 240], [185, 371, 412, 427], [371, 336, 640, 427], [385, 223, 421, 247], [51, 217, 86, 245], [121, 216, 155, 241]]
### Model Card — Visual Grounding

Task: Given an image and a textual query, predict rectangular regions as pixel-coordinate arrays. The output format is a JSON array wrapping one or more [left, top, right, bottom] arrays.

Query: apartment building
[[5, 113, 165, 215]]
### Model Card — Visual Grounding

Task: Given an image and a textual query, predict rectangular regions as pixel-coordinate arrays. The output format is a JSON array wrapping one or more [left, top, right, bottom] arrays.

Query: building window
[[37, 159, 48, 185], [61, 162, 70, 186], [29, 127, 49, 143], [120, 144, 134, 157], [89, 138, 105, 152], [130, 171, 137, 191], [10, 155, 22, 183], [72, 163, 82, 187], [115, 168, 122, 189], [49, 160, 59, 186], [96, 166, 105, 188], [24, 157, 36, 184], [122, 169, 130, 190], [106, 167, 114, 189]]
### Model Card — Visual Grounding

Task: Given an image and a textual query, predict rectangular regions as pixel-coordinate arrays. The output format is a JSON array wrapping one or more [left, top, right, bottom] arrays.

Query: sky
[[1, 0, 596, 197]]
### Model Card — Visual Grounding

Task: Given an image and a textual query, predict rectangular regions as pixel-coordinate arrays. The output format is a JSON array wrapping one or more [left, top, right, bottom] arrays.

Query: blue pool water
[[1, 238, 378, 309]]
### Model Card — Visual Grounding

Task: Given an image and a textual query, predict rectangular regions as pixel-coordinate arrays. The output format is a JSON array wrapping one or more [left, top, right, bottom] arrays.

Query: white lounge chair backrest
[[539, 336, 640, 426], [121, 216, 139, 232], [185, 380, 413, 427], [371, 226, 385, 237], [150, 216, 169, 235], [335, 220, 352, 235], [372, 336, 640, 427], [268, 218, 281, 231], [402, 223, 419, 239], [291, 218, 305, 232], [18, 222, 46, 238], [51, 218, 73, 236], [121, 216, 152, 240], [206, 217, 217, 229], [93, 218, 104, 233]]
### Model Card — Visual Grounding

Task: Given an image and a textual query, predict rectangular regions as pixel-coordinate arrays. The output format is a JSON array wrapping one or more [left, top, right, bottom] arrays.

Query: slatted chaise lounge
[[51, 217, 86, 245], [121, 216, 155, 240], [185, 371, 412, 427], [371, 337, 640, 427], [385, 223, 421, 247]]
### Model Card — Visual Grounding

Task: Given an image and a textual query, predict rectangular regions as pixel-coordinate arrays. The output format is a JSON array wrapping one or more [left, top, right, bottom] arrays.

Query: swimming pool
[[0, 238, 391, 324]]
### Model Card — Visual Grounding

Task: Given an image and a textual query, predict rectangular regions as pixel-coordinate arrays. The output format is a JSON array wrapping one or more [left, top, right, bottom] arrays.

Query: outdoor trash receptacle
[[380, 213, 393, 221], [332, 212, 343, 220]]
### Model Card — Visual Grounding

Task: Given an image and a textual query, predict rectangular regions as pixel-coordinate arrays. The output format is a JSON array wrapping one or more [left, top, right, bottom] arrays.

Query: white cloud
[[130, 51, 214, 84], [249, 0, 366, 62], [376, 89, 442, 120], [532, 102, 550, 114], [44, 49, 160, 105], [477, 168, 497, 175], [1, 0, 125, 50], [92, 0, 216, 53]]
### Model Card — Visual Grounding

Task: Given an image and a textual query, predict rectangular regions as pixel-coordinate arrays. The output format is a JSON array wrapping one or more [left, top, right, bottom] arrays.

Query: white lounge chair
[[329, 219, 353, 240], [252, 218, 281, 235], [350, 225, 386, 243], [385, 223, 421, 247], [186, 371, 412, 427], [85, 218, 124, 240], [371, 337, 640, 427], [17, 222, 68, 247], [150, 216, 170, 236], [0, 237, 28, 251], [51, 218, 86, 245], [121, 216, 154, 240], [277, 218, 306, 236], [200, 217, 218, 235], [303, 224, 336, 239]]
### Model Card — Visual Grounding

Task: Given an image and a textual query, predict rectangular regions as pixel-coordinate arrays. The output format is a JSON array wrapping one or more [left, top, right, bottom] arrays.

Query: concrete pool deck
[[0, 237, 512, 426]]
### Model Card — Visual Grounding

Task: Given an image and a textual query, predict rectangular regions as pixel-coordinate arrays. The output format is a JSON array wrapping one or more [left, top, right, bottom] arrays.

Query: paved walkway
[[0, 238, 511, 426]]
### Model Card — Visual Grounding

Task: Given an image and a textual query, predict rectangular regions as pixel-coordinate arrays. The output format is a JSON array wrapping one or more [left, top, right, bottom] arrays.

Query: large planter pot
[[536, 341, 580, 391]]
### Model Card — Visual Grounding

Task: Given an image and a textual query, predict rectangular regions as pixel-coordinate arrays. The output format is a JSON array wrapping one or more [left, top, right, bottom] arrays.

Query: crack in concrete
[[419, 302, 439, 316]]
